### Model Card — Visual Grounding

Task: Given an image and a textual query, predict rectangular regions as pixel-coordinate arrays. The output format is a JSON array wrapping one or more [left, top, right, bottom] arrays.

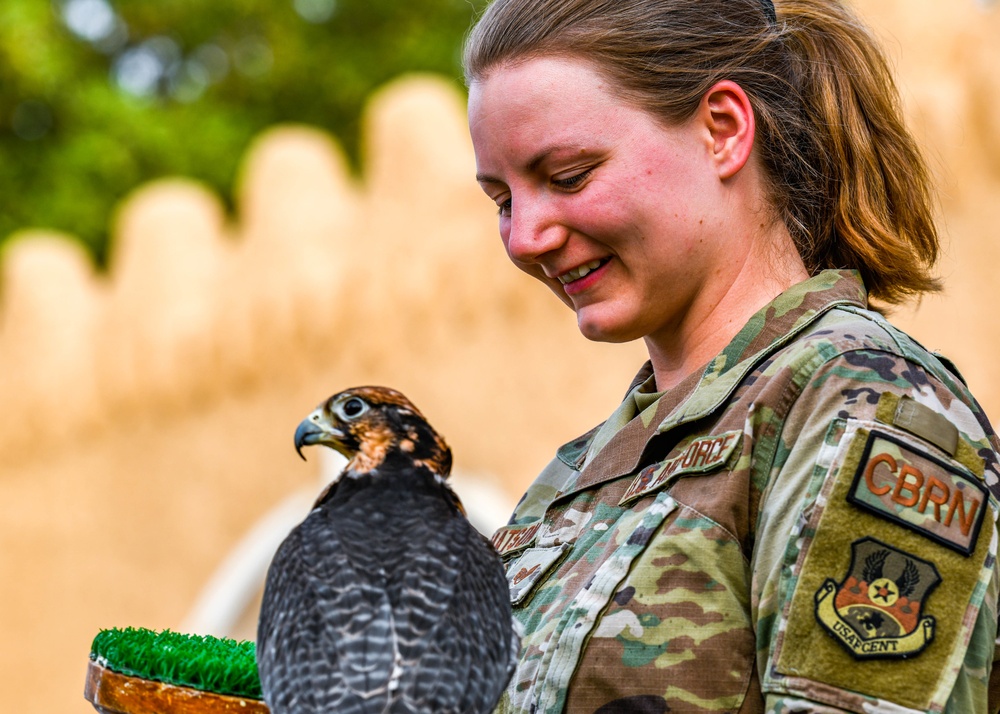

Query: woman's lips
[[560, 258, 610, 295], [558, 259, 603, 285]]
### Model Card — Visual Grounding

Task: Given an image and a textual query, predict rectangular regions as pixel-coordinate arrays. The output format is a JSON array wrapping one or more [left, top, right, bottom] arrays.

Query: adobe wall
[[1, 2, 997, 711]]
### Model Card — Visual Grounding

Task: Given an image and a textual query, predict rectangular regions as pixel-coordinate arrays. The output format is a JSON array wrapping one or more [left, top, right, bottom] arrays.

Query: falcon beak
[[294, 410, 346, 461]]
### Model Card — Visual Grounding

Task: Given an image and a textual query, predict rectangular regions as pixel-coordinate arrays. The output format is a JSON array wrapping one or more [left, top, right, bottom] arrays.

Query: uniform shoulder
[[782, 306, 900, 360], [769, 305, 964, 392]]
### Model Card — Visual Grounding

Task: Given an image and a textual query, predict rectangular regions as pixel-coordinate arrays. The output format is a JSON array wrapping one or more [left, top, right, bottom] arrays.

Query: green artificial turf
[[90, 627, 262, 699]]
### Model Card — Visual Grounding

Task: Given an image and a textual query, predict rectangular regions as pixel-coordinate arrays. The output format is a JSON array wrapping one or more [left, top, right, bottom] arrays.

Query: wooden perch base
[[84, 660, 270, 714]]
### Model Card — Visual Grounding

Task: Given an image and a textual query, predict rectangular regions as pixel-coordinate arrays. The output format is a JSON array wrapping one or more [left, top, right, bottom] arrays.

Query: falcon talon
[[258, 385, 518, 714]]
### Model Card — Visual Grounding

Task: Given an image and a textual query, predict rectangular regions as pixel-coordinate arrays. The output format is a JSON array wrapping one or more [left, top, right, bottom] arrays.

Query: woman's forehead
[[469, 56, 627, 129], [469, 60, 628, 162]]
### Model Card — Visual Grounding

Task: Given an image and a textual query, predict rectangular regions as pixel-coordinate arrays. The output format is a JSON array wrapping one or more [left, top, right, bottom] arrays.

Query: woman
[[465, 0, 1000, 712]]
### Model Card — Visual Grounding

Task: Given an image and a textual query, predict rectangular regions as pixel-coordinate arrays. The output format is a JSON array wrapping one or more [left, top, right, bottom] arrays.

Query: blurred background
[[1, 0, 999, 711], [0, 0, 492, 263]]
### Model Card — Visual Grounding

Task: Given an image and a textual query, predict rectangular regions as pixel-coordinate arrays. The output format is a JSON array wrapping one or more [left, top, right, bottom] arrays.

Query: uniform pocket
[[506, 544, 571, 606], [566, 500, 756, 713]]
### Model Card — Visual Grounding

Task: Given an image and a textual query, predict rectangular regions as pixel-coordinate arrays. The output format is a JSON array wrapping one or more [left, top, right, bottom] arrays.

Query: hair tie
[[761, 0, 777, 25]]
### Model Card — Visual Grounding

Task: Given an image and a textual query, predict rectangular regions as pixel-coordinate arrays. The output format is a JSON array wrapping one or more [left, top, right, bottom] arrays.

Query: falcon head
[[293, 386, 452, 477]]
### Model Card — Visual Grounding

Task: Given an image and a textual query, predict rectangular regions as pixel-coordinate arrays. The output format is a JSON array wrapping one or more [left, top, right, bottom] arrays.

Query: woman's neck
[[644, 224, 809, 391]]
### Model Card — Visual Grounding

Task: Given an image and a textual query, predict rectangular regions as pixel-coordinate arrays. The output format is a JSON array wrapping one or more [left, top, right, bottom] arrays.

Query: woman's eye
[[497, 197, 512, 218], [553, 169, 592, 190]]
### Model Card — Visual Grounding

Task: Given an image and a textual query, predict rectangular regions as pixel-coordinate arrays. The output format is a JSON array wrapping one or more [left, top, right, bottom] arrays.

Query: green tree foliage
[[0, 0, 484, 263]]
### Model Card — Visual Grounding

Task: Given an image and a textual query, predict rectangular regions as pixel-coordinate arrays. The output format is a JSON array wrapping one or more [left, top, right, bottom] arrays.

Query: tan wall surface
[[1, 3, 999, 712]]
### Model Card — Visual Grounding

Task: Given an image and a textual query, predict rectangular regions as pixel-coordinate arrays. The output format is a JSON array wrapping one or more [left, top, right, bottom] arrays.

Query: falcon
[[257, 386, 517, 714]]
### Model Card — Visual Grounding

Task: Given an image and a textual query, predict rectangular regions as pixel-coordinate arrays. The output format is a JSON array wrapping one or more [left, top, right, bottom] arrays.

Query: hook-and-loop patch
[[814, 537, 941, 659], [492, 522, 542, 559], [774, 420, 995, 712]]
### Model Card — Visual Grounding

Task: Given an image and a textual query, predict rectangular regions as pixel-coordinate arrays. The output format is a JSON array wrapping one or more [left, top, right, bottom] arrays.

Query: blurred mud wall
[[1, 2, 999, 712]]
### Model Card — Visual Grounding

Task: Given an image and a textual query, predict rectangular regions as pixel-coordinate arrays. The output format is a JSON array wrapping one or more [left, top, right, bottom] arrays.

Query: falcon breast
[[257, 386, 517, 714]]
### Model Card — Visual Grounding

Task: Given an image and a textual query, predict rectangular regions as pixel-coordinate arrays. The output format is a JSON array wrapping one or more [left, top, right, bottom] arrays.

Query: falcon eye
[[339, 397, 368, 420]]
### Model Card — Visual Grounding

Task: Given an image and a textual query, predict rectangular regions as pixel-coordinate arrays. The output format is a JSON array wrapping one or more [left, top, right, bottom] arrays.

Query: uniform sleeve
[[752, 349, 1000, 714], [990, 632, 1000, 714]]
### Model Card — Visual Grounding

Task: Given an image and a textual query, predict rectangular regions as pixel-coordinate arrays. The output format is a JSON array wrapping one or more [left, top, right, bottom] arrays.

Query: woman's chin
[[576, 313, 641, 344]]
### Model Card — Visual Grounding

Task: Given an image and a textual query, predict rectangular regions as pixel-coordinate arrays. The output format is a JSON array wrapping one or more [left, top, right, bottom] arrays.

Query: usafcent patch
[[815, 537, 940, 659]]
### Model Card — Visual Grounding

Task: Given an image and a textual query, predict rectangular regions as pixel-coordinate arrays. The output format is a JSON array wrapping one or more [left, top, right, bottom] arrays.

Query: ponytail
[[464, 0, 941, 305], [764, 0, 940, 304]]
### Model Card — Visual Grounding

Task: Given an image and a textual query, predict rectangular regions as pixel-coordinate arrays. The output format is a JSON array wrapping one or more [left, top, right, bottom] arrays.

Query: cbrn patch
[[847, 430, 987, 555], [814, 537, 941, 659]]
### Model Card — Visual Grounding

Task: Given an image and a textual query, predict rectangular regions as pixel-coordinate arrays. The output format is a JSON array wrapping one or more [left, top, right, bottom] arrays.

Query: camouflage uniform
[[491, 271, 1000, 714]]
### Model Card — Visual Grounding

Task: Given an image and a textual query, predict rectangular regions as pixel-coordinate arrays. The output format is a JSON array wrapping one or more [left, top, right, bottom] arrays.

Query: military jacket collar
[[554, 270, 868, 498]]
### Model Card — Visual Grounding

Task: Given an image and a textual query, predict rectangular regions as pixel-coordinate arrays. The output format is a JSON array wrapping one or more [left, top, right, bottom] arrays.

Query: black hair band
[[761, 0, 777, 25]]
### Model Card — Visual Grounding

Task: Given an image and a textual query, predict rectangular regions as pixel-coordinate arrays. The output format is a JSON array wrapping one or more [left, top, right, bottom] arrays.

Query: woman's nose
[[503, 197, 567, 265]]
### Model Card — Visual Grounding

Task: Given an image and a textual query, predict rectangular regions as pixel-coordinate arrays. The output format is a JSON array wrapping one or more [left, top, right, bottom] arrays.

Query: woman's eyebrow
[[476, 171, 503, 185], [476, 145, 583, 184]]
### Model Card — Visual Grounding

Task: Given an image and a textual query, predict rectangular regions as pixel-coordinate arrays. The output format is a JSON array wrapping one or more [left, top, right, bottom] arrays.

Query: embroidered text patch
[[620, 430, 741, 505], [847, 430, 988, 555], [491, 522, 541, 558]]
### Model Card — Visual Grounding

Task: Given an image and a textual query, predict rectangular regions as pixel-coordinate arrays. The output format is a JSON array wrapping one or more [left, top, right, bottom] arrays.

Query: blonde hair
[[464, 0, 940, 305]]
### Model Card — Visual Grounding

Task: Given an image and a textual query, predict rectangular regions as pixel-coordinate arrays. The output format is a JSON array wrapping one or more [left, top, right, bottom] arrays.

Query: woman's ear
[[698, 80, 756, 180]]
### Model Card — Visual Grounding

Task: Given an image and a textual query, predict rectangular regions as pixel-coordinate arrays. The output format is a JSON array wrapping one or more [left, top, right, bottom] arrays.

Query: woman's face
[[468, 56, 742, 347]]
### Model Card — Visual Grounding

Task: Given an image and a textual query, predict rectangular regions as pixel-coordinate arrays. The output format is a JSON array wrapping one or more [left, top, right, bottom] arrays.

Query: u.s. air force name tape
[[619, 430, 742, 505]]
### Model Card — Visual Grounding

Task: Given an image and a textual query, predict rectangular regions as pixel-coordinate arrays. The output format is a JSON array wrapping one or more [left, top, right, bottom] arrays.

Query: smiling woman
[[464, 0, 1000, 712]]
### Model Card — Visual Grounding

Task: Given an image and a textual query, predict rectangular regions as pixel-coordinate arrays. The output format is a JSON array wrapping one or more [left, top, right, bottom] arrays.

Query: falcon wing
[[389, 516, 515, 714], [257, 514, 399, 714], [441, 525, 516, 713]]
